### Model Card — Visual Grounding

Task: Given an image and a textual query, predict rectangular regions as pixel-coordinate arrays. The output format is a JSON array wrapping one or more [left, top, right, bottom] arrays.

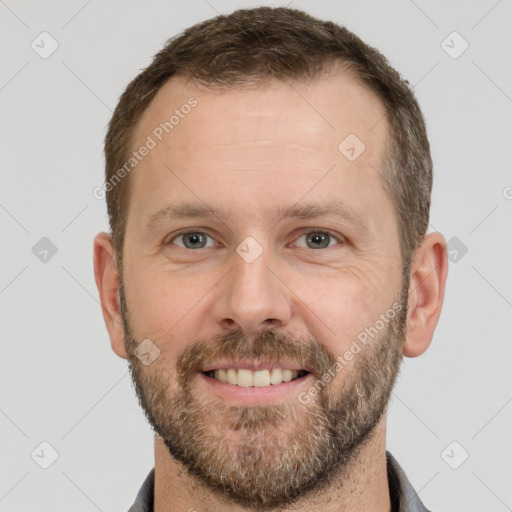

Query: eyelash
[[166, 229, 345, 250]]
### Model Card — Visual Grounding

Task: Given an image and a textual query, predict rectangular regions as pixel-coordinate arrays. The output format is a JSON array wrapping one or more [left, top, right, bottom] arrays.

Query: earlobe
[[403, 232, 449, 358], [93, 232, 127, 359]]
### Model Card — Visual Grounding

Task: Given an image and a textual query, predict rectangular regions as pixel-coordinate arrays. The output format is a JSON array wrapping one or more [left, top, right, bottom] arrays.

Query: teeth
[[237, 369, 253, 387], [282, 369, 293, 382], [216, 369, 228, 383], [227, 368, 238, 385], [210, 368, 303, 387], [270, 368, 283, 385], [253, 369, 270, 387]]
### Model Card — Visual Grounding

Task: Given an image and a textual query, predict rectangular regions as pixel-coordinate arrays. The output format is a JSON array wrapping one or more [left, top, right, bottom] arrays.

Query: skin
[[94, 66, 448, 511]]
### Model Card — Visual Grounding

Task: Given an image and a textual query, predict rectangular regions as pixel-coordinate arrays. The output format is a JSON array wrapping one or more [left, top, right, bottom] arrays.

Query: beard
[[119, 277, 408, 510]]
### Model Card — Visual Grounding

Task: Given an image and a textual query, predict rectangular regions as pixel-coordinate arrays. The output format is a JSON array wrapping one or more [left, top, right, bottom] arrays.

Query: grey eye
[[172, 232, 214, 249], [296, 232, 337, 249]]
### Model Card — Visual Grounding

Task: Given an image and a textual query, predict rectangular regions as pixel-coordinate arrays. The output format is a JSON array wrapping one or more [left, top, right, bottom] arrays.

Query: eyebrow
[[146, 200, 368, 231]]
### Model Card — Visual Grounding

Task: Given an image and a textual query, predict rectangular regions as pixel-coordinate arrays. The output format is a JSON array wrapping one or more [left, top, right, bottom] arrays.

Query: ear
[[403, 232, 448, 358], [93, 232, 127, 359]]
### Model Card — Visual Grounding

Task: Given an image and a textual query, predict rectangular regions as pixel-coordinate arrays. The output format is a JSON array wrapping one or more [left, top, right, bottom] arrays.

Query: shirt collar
[[386, 452, 431, 512], [128, 451, 430, 512]]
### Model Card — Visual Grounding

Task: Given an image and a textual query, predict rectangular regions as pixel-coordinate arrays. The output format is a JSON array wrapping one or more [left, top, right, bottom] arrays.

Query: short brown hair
[[104, 6, 432, 274]]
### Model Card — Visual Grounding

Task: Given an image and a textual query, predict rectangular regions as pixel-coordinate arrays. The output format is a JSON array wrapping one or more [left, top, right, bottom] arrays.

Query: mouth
[[201, 368, 310, 388], [197, 359, 315, 405]]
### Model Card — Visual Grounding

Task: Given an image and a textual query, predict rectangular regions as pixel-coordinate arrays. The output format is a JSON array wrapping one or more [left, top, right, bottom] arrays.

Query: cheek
[[122, 263, 211, 345], [291, 263, 396, 352]]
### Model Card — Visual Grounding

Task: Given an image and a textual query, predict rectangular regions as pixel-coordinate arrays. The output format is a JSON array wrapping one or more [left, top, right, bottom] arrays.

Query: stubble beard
[[120, 278, 408, 510]]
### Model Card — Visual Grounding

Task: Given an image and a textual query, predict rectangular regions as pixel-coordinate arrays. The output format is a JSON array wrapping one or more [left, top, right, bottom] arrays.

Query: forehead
[[127, 68, 393, 234], [133, 68, 389, 163]]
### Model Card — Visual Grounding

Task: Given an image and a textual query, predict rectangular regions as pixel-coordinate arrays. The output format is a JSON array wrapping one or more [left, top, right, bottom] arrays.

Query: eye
[[293, 230, 343, 250], [166, 230, 343, 251], [169, 231, 216, 249]]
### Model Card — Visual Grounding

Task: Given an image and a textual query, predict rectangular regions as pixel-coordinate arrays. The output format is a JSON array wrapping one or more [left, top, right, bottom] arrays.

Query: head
[[94, 6, 447, 509]]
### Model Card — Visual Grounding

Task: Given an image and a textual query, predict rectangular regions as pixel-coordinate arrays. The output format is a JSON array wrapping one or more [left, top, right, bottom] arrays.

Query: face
[[119, 70, 407, 508]]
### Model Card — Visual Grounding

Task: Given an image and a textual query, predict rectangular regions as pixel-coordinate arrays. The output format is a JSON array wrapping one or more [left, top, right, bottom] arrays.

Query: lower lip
[[197, 372, 314, 405]]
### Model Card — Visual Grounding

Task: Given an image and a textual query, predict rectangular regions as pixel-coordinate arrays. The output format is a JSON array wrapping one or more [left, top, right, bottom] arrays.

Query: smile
[[202, 368, 310, 387]]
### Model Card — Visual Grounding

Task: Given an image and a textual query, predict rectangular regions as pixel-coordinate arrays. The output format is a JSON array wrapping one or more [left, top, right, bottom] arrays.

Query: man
[[94, 6, 448, 512]]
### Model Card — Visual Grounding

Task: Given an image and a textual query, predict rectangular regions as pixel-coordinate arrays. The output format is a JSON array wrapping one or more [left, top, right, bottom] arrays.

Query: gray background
[[1, 0, 511, 510]]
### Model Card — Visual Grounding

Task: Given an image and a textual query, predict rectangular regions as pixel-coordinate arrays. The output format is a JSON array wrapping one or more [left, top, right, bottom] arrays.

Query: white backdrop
[[1, 1, 511, 510]]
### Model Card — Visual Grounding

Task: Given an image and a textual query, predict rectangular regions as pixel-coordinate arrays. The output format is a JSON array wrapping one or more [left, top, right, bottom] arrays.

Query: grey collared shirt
[[128, 451, 431, 512]]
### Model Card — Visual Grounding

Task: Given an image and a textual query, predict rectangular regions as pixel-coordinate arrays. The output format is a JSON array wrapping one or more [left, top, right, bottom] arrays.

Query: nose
[[212, 243, 292, 335]]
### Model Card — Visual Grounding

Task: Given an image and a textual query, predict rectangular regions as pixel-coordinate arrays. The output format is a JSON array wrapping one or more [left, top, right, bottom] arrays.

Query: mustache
[[174, 329, 337, 386]]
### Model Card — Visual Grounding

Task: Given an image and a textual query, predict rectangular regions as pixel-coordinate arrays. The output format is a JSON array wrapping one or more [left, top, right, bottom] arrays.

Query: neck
[[154, 414, 391, 512]]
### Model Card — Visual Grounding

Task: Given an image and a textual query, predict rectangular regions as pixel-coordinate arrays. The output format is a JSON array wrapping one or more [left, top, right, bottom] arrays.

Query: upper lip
[[200, 359, 311, 373]]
